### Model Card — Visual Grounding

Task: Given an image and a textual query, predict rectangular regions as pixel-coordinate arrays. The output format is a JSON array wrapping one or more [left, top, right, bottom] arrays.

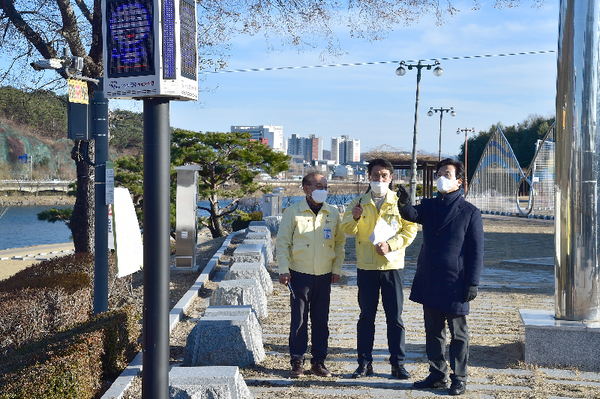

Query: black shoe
[[391, 365, 411, 379], [311, 362, 332, 377], [449, 380, 466, 395], [351, 363, 374, 378], [413, 373, 449, 389], [290, 360, 304, 378]]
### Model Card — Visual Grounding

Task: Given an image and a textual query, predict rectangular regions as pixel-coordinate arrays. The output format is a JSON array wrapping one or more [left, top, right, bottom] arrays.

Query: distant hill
[[0, 119, 75, 180], [0, 86, 144, 180]]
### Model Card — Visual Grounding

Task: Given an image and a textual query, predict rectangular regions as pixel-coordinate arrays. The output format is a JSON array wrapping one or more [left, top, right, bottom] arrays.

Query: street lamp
[[428, 106, 456, 161], [457, 127, 476, 195], [396, 60, 443, 205]]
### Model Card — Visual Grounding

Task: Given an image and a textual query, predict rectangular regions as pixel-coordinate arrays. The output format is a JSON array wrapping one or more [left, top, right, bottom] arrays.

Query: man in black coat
[[397, 158, 484, 396]]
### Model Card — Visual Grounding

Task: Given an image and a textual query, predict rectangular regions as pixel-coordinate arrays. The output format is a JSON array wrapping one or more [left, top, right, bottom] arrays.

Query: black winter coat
[[399, 190, 484, 315]]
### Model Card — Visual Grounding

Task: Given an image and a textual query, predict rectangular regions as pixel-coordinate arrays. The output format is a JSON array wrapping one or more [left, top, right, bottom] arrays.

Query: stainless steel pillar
[[555, 0, 600, 321], [175, 165, 201, 268]]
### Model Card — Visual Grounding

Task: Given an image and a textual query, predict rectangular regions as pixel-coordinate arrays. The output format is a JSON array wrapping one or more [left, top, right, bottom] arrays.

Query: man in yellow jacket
[[341, 158, 418, 380], [277, 171, 346, 378]]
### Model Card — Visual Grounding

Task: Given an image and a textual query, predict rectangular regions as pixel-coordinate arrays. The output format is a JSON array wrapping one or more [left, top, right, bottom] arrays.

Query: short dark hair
[[436, 158, 465, 183], [302, 171, 323, 187], [367, 158, 394, 176]]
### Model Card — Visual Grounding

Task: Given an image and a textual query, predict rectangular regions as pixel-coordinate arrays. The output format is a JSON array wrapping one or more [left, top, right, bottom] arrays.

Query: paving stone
[[368, 388, 411, 398], [486, 369, 534, 376], [183, 313, 265, 367], [210, 279, 268, 318], [304, 388, 369, 396], [247, 224, 272, 238], [469, 384, 530, 391], [263, 215, 281, 235], [232, 243, 267, 265], [243, 238, 274, 263], [169, 366, 252, 399], [539, 368, 600, 380], [547, 379, 600, 387], [226, 262, 274, 294]]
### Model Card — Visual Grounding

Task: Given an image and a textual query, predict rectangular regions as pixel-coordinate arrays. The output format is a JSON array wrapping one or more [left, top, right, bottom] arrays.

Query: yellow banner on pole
[[68, 79, 89, 104]]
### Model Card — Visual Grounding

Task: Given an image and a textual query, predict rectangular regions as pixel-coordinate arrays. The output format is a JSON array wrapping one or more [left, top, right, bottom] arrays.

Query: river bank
[[0, 195, 76, 206]]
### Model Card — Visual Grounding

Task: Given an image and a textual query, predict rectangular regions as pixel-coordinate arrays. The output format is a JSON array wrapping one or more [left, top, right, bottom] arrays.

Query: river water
[[0, 206, 72, 251], [0, 194, 355, 251]]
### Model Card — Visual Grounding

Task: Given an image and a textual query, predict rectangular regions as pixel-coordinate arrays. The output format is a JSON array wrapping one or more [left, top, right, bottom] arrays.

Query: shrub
[[0, 286, 92, 356], [0, 305, 140, 399], [0, 250, 142, 399], [0, 252, 139, 356], [231, 211, 263, 231]]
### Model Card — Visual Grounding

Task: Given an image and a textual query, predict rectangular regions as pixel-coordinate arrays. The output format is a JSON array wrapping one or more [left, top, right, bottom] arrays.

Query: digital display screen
[[162, 0, 176, 79], [179, 0, 197, 80], [106, 0, 155, 77]]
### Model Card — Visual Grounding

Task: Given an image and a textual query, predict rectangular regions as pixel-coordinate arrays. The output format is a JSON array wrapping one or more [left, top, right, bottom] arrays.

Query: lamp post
[[396, 60, 443, 205], [428, 106, 456, 161], [457, 127, 476, 195]]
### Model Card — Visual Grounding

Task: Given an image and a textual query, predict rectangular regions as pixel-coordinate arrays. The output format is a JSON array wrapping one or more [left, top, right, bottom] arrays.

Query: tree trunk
[[208, 198, 227, 238], [70, 140, 95, 253]]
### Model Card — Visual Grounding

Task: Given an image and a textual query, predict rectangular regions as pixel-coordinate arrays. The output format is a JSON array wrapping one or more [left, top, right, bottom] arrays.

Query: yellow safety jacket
[[341, 190, 417, 270], [276, 197, 346, 276]]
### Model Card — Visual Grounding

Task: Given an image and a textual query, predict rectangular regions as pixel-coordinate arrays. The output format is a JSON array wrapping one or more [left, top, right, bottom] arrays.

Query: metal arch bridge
[[465, 123, 555, 219]]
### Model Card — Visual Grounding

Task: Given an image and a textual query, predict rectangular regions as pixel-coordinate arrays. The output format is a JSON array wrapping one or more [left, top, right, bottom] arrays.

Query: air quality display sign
[[161, 0, 176, 79], [106, 0, 155, 77], [102, 0, 198, 100], [179, 0, 197, 80]]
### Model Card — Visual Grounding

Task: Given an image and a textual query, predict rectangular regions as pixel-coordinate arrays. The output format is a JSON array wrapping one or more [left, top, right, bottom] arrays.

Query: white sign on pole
[[112, 187, 143, 277], [108, 204, 115, 250], [106, 161, 115, 205]]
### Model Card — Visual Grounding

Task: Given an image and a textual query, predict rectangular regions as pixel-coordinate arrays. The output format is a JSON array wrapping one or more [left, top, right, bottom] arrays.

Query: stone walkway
[[246, 258, 600, 398]]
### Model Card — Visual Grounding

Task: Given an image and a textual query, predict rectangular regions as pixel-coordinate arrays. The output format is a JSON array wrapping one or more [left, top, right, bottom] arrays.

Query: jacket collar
[[435, 190, 465, 231], [367, 189, 395, 205], [300, 197, 331, 215]]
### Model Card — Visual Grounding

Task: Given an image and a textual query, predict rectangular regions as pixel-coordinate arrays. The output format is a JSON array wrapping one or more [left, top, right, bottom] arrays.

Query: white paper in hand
[[369, 218, 401, 262]]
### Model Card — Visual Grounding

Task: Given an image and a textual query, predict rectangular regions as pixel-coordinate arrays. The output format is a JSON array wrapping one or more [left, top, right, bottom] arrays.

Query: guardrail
[[0, 180, 73, 194]]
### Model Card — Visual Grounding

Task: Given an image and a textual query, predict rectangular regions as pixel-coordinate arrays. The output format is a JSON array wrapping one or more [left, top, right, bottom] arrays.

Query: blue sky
[[123, 0, 560, 157]]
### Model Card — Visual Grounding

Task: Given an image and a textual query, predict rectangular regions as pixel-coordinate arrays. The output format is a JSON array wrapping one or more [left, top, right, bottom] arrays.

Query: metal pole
[[93, 78, 109, 314], [438, 111, 444, 162], [555, 0, 600, 321], [464, 130, 468, 195], [142, 98, 171, 399], [409, 62, 423, 206]]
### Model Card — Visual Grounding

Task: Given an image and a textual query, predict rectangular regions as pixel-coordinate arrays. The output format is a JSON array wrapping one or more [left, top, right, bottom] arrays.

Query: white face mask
[[370, 181, 389, 197], [311, 189, 328, 204], [436, 176, 456, 193]]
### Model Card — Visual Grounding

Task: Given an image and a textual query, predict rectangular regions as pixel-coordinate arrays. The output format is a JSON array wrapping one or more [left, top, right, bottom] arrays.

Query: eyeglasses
[[309, 184, 328, 190]]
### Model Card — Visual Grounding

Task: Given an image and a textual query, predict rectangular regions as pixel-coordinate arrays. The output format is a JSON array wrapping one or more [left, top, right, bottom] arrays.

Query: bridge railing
[[0, 180, 73, 194]]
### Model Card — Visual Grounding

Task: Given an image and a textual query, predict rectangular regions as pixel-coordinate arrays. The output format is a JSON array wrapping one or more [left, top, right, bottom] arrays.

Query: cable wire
[[203, 50, 555, 74]]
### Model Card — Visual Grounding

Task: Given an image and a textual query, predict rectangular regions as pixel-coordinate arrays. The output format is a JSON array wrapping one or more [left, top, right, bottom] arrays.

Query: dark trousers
[[289, 270, 332, 364], [356, 268, 406, 367], [423, 307, 469, 382]]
